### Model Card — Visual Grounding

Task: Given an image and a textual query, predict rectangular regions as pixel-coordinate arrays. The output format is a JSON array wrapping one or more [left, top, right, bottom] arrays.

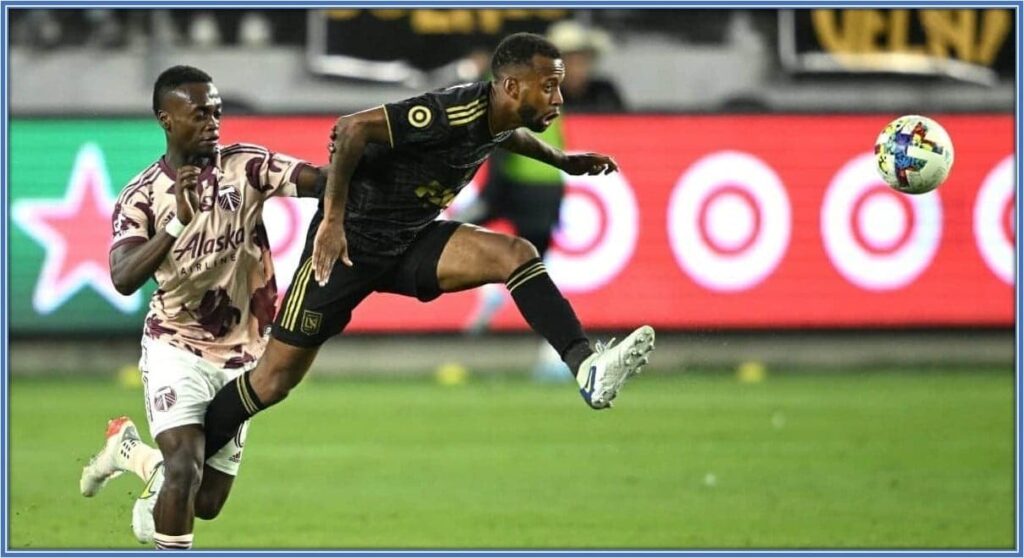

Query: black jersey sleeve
[[383, 92, 451, 148]]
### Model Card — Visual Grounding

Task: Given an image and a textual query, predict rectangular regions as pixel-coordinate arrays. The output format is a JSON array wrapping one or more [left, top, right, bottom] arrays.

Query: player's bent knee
[[161, 451, 203, 497], [507, 236, 539, 269]]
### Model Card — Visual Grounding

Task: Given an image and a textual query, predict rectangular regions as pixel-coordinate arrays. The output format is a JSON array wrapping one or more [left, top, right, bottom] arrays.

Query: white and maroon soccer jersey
[[112, 143, 312, 368]]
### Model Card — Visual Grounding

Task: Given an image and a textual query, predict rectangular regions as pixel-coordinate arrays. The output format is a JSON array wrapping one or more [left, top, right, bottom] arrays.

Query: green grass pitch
[[8, 368, 1015, 549]]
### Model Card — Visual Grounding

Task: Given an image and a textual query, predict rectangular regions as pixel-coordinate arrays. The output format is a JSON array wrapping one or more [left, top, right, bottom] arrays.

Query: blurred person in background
[[547, 20, 624, 110], [457, 21, 626, 381], [79, 65, 326, 549], [11, 9, 174, 50], [198, 33, 656, 470]]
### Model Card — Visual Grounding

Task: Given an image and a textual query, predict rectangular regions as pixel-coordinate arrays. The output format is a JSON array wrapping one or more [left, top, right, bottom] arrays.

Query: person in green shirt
[[458, 21, 625, 381]]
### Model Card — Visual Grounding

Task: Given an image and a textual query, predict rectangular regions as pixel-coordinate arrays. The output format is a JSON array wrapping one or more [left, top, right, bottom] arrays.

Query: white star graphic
[[12, 143, 141, 314]]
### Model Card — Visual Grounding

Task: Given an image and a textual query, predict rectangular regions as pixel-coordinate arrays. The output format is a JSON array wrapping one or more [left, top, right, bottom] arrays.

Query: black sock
[[506, 258, 593, 378], [563, 340, 594, 378], [203, 370, 265, 458]]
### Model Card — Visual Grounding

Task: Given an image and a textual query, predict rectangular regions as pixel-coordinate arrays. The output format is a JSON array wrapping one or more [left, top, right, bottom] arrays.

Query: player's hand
[[312, 218, 353, 286], [560, 153, 619, 176], [173, 165, 201, 225]]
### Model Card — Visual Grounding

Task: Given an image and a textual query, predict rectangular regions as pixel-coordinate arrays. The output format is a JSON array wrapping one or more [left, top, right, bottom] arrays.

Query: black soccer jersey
[[324, 81, 513, 257]]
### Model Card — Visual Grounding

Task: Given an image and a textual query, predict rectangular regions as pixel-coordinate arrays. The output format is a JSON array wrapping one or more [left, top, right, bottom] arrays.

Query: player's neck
[[163, 149, 191, 171], [164, 149, 210, 171], [487, 86, 518, 135]]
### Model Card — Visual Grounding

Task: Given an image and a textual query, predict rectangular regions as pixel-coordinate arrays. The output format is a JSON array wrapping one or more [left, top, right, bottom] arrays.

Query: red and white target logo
[[822, 153, 942, 291], [547, 171, 639, 293], [668, 151, 791, 292], [974, 155, 1015, 285]]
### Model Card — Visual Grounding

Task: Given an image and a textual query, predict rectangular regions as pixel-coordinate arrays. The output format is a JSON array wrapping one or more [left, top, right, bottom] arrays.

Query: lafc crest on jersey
[[414, 181, 456, 209]]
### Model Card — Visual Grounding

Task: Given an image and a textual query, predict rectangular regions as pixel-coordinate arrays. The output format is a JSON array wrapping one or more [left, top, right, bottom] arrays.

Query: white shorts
[[139, 336, 252, 476]]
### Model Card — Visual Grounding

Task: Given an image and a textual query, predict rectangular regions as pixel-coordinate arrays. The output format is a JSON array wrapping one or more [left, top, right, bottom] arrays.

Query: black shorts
[[271, 220, 461, 347]]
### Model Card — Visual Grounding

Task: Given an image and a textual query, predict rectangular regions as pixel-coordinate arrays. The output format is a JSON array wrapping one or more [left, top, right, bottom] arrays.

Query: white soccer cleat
[[131, 463, 164, 544], [80, 416, 138, 497], [576, 325, 656, 410]]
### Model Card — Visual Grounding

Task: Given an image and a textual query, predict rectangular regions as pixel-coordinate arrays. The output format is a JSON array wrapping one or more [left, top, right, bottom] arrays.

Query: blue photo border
[[0, 0, 1020, 556]]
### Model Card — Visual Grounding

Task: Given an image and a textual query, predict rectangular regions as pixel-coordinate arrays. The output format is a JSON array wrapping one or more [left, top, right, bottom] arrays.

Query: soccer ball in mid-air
[[874, 115, 954, 195]]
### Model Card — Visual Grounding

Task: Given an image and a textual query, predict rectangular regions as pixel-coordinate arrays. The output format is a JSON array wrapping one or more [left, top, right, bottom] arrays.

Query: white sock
[[154, 532, 193, 550], [118, 439, 163, 482]]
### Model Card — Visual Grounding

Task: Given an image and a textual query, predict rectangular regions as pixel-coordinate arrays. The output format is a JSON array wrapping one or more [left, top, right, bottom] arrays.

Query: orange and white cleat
[[79, 416, 139, 497]]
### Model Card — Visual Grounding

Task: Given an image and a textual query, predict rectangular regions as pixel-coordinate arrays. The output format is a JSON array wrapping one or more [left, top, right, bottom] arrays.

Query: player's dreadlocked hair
[[491, 33, 562, 78], [152, 65, 213, 115]]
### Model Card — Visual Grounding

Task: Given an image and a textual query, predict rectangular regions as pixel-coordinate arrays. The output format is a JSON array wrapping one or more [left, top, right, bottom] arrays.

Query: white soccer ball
[[874, 115, 954, 195]]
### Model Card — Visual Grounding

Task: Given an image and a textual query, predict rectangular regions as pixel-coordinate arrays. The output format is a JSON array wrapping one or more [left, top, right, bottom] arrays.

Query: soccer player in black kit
[[201, 33, 657, 460]]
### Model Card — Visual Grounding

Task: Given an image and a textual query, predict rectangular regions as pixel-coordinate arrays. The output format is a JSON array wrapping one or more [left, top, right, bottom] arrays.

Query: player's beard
[[189, 145, 219, 168], [518, 105, 547, 133]]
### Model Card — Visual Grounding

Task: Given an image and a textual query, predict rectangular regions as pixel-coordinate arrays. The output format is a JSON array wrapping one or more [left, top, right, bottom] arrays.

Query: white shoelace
[[593, 338, 617, 354]]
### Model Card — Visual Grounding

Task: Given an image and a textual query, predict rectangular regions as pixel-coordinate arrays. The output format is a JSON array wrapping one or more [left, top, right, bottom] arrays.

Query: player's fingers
[[322, 247, 337, 285], [341, 247, 353, 267], [312, 243, 329, 286], [315, 258, 331, 286]]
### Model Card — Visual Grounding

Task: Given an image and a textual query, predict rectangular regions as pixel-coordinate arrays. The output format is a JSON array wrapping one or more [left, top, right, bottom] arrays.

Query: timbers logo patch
[[217, 184, 241, 212], [152, 386, 177, 412]]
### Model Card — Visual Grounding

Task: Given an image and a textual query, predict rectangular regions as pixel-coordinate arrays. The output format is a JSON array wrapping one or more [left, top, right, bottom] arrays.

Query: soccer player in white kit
[[79, 65, 325, 549]]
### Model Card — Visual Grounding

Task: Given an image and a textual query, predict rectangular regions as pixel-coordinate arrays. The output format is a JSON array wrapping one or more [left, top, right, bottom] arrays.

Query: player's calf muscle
[[250, 343, 318, 405], [193, 493, 225, 520], [250, 365, 306, 406]]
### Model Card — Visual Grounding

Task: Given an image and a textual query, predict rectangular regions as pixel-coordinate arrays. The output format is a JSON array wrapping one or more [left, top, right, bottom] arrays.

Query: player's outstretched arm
[[295, 165, 329, 198], [313, 108, 392, 285], [109, 165, 200, 295], [500, 129, 619, 175]]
